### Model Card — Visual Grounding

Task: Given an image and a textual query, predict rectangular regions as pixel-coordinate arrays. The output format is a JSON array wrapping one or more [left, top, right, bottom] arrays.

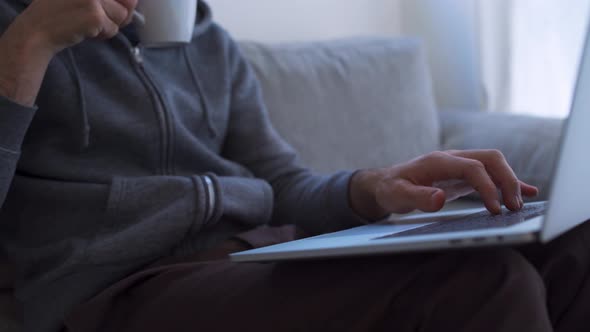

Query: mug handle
[[132, 10, 146, 25]]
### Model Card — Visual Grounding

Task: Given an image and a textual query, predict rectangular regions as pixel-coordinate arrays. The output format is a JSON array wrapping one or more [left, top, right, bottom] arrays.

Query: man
[[0, 0, 588, 331]]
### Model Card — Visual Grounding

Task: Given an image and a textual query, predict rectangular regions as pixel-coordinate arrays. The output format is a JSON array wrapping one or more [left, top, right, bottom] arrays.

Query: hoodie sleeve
[[220, 38, 368, 235], [0, 95, 36, 207]]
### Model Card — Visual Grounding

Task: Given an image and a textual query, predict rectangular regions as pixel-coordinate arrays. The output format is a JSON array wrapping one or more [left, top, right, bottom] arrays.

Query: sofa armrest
[[441, 111, 564, 200]]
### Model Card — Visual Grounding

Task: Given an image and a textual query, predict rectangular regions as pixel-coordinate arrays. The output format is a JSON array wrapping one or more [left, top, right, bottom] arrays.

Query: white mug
[[134, 0, 198, 47]]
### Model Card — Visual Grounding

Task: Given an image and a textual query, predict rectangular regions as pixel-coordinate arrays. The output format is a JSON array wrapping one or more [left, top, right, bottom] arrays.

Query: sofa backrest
[[239, 38, 440, 173]]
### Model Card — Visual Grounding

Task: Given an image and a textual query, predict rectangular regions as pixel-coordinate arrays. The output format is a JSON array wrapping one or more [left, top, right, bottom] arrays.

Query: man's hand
[[349, 150, 539, 220], [17, 0, 137, 53], [0, 0, 137, 106]]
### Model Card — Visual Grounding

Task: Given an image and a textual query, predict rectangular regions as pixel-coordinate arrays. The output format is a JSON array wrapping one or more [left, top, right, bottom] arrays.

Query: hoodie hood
[[193, 0, 213, 37]]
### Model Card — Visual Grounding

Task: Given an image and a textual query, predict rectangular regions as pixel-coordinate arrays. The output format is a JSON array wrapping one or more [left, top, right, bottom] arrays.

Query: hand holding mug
[[14, 0, 137, 55], [0, 0, 137, 106]]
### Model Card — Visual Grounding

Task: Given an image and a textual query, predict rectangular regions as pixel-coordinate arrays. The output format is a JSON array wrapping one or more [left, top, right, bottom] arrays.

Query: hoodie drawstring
[[66, 49, 91, 150], [183, 47, 217, 138]]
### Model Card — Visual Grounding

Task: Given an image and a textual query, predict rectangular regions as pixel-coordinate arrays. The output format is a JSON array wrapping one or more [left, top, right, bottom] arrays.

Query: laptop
[[230, 25, 590, 263]]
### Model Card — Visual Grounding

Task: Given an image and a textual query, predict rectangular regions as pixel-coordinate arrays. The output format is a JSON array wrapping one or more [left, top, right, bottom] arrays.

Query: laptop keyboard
[[377, 202, 548, 239]]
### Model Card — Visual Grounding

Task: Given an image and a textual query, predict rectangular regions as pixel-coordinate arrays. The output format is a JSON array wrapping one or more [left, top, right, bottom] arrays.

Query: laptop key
[[377, 202, 548, 239]]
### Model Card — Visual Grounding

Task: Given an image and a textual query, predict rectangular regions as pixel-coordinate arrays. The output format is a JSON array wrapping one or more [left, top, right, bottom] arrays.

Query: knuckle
[[125, 0, 139, 9], [86, 1, 104, 22], [445, 149, 461, 155], [88, 12, 105, 28], [426, 151, 447, 162], [498, 177, 519, 190], [114, 0, 135, 21], [389, 178, 406, 191], [412, 155, 429, 166], [488, 149, 505, 160], [467, 160, 486, 172], [507, 178, 520, 190], [89, 27, 102, 38]]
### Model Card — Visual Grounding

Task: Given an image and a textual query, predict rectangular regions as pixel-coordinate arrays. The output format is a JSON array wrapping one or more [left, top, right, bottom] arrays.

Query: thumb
[[377, 178, 446, 214]]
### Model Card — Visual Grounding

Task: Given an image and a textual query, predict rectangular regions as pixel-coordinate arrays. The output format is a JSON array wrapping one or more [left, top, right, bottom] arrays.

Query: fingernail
[[513, 196, 521, 210], [519, 197, 524, 209], [493, 200, 502, 214]]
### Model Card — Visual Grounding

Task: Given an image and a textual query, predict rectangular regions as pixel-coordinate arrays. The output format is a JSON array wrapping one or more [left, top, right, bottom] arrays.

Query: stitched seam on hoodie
[[165, 98, 177, 175], [0, 146, 19, 155], [261, 179, 273, 224]]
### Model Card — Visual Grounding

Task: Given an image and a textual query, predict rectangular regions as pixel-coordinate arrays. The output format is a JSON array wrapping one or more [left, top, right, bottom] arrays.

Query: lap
[[516, 219, 590, 330], [65, 252, 544, 331], [65, 221, 590, 332]]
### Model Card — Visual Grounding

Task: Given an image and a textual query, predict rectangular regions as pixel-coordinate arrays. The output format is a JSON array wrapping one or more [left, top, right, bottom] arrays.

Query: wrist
[[0, 18, 55, 106], [5, 14, 57, 61], [349, 169, 389, 221]]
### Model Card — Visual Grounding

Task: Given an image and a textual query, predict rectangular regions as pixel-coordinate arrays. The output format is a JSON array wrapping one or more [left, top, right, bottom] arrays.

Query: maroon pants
[[65, 222, 590, 332]]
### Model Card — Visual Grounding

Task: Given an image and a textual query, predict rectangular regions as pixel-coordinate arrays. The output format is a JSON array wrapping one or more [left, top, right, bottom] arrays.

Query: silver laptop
[[230, 25, 590, 263]]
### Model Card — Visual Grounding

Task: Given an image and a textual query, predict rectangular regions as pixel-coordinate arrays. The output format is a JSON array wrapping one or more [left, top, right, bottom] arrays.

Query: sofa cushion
[[239, 38, 440, 173]]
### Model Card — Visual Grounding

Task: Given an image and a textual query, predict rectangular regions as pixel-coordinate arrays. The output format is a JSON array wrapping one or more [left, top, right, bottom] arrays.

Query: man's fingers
[[449, 150, 521, 211], [116, 0, 139, 11], [116, 0, 138, 26], [376, 178, 445, 214], [391, 150, 537, 216], [520, 181, 539, 197], [96, 16, 120, 39], [410, 152, 501, 214], [101, 0, 129, 26], [453, 157, 502, 214]]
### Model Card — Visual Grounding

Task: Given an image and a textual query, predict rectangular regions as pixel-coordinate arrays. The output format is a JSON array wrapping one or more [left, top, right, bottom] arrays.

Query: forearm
[[0, 16, 54, 107], [269, 170, 370, 235], [0, 18, 51, 210], [0, 95, 38, 208]]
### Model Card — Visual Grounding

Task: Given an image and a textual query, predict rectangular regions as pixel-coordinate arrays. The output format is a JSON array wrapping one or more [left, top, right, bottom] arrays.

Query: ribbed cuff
[[188, 175, 209, 235], [204, 173, 224, 227], [0, 94, 37, 152]]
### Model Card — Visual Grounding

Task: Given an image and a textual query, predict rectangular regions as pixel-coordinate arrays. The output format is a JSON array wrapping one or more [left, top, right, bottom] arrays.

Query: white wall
[[401, 0, 483, 110], [207, 0, 483, 110], [508, 0, 589, 117], [208, 0, 401, 42]]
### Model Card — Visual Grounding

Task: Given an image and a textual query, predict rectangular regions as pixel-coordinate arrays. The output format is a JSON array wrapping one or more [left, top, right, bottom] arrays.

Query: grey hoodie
[[0, 1, 366, 331]]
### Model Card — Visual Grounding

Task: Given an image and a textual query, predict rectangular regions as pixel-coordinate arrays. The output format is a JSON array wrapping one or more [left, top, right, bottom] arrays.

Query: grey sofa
[[0, 37, 562, 331], [239, 38, 562, 196]]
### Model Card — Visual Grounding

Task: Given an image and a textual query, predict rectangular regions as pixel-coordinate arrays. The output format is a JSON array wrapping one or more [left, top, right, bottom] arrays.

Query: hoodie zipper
[[129, 46, 173, 175]]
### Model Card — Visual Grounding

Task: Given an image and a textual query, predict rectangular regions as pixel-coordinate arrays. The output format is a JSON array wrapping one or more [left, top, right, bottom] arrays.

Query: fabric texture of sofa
[[0, 37, 563, 331], [240, 38, 440, 173]]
